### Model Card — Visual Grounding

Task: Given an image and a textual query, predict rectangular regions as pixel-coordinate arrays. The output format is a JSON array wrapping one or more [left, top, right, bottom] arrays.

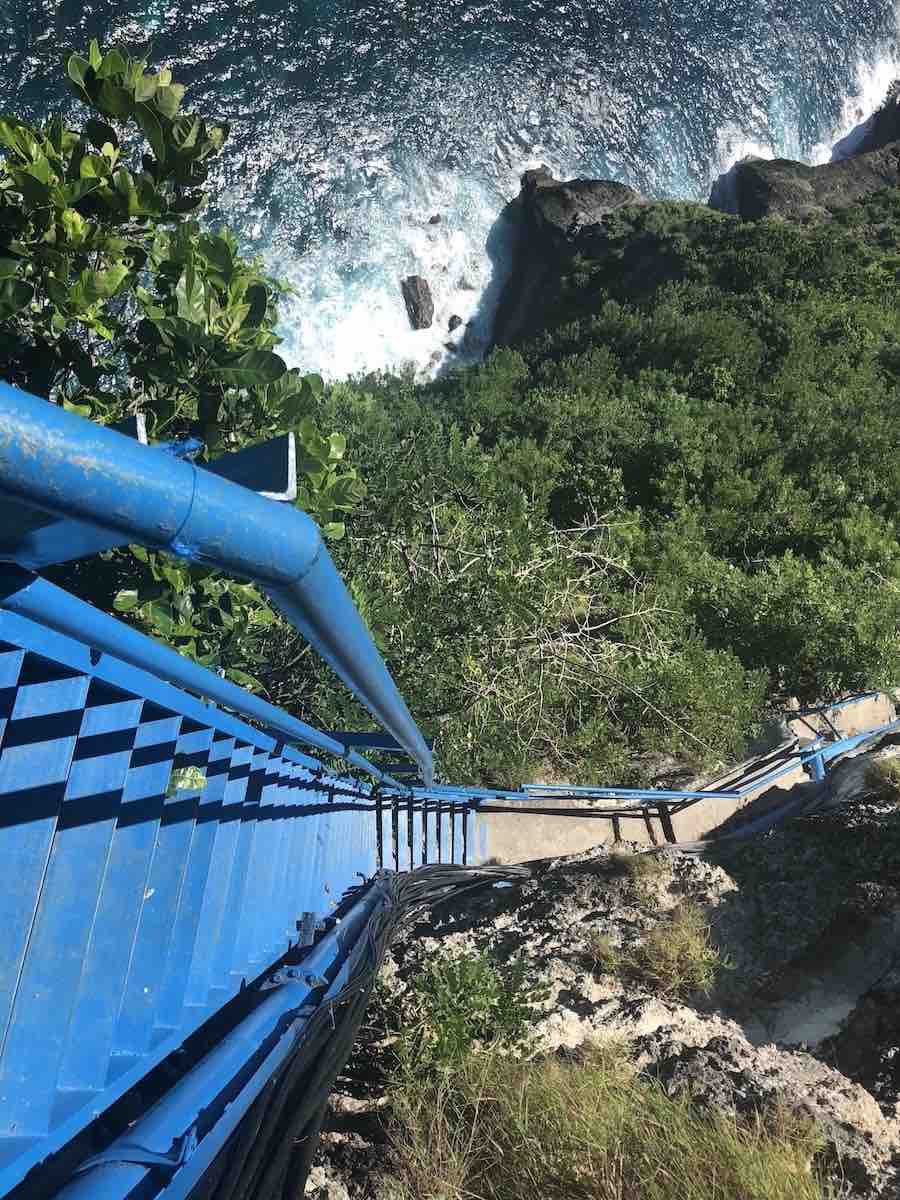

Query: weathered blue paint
[[0, 607, 381, 1194], [0, 384, 432, 785]]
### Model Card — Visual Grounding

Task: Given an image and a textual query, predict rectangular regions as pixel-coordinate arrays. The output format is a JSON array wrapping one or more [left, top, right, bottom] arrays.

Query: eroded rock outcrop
[[640, 1031, 898, 1195], [855, 81, 900, 155], [490, 167, 645, 347], [710, 142, 900, 222]]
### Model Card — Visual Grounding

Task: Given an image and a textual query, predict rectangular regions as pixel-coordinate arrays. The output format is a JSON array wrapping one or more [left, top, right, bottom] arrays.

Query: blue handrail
[[0, 383, 433, 786]]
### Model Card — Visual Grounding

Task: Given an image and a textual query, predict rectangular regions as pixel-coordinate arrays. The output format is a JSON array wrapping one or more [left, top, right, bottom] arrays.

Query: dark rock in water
[[855, 81, 900, 155], [448, 314, 463, 332], [400, 275, 434, 329], [428, 213, 441, 224], [709, 142, 900, 222], [490, 168, 645, 348], [443, 341, 458, 353]]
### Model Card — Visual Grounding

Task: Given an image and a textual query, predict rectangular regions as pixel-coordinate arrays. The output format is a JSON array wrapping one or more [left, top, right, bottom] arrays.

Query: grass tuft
[[864, 756, 900, 805], [590, 902, 724, 997], [386, 1046, 831, 1200], [607, 849, 668, 882]]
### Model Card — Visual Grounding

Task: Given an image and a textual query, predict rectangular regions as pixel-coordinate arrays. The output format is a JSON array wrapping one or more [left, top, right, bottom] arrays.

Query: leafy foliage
[[389, 951, 543, 1075], [276, 194, 900, 783], [7, 48, 899, 786], [2, 45, 363, 686]]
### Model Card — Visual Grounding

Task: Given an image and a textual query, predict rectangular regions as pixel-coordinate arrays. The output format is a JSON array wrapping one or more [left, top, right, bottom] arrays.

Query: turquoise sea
[[1, 0, 898, 377]]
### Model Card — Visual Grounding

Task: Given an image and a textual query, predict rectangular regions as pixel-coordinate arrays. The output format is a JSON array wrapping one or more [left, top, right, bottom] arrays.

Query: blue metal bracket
[[327, 731, 434, 752]]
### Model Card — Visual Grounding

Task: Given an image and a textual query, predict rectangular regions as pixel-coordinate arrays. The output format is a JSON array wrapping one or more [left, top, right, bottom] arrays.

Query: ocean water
[[1, 0, 898, 379]]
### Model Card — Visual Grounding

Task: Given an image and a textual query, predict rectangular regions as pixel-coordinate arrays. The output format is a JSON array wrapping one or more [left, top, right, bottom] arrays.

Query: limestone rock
[[400, 275, 434, 329], [643, 1032, 899, 1195], [448, 314, 463, 332]]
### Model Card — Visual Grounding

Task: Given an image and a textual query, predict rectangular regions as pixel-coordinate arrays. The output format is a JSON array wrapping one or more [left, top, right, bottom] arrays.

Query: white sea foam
[[708, 44, 899, 209], [272, 152, 573, 382], [708, 126, 775, 211], [811, 52, 900, 162], [268, 20, 899, 382]]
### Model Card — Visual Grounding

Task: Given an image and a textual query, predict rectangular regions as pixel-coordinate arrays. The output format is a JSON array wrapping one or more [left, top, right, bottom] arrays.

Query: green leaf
[[134, 73, 158, 102], [78, 153, 107, 179], [212, 350, 286, 388], [145, 600, 175, 635], [199, 235, 232, 275], [0, 117, 39, 159], [97, 48, 128, 79], [88, 39, 103, 70], [0, 277, 33, 318], [84, 117, 118, 150], [245, 283, 267, 327], [61, 177, 100, 205], [134, 103, 165, 163], [62, 401, 92, 417], [328, 432, 347, 460], [98, 80, 133, 118], [46, 114, 64, 153], [155, 84, 185, 118], [66, 53, 90, 87], [93, 263, 130, 297], [0, 258, 19, 279], [304, 372, 324, 399], [170, 115, 200, 152], [61, 207, 88, 246], [224, 667, 264, 692], [175, 265, 206, 324], [322, 521, 346, 540], [166, 764, 207, 796], [113, 588, 140, 611]]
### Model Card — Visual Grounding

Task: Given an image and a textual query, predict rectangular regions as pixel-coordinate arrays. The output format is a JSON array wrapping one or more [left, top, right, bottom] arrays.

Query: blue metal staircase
[[0, 384, 470, 1197]]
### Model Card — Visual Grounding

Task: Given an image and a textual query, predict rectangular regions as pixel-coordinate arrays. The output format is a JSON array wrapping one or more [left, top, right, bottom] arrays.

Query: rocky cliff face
[[855, 81, 900, 155], [308, 738, 900, 1200], [490, 82, 900, 349], [490, 168, 644, 347], [710, 143, 900, 222]]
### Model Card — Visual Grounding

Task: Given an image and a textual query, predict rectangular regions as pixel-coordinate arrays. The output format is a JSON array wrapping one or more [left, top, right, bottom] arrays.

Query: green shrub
[[591, 903, 724, 998], [392, 951, 542, 1075]]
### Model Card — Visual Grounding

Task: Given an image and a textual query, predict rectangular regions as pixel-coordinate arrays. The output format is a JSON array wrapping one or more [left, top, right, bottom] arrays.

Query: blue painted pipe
[[0, 567, 405, 789], [0, 383, 432, 784]]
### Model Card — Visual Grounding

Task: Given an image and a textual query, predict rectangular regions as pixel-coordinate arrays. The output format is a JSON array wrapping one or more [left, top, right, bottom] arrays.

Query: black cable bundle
[[191, 862, 529, 1200]]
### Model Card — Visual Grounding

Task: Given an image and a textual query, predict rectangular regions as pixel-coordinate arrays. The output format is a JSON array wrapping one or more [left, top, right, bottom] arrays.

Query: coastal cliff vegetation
[[2, 46, 899, 783]]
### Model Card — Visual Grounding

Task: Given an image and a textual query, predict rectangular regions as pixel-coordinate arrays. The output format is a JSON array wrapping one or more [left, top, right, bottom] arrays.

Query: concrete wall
[[473, 693, 897, 864], [473, 761, 807, 863]]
